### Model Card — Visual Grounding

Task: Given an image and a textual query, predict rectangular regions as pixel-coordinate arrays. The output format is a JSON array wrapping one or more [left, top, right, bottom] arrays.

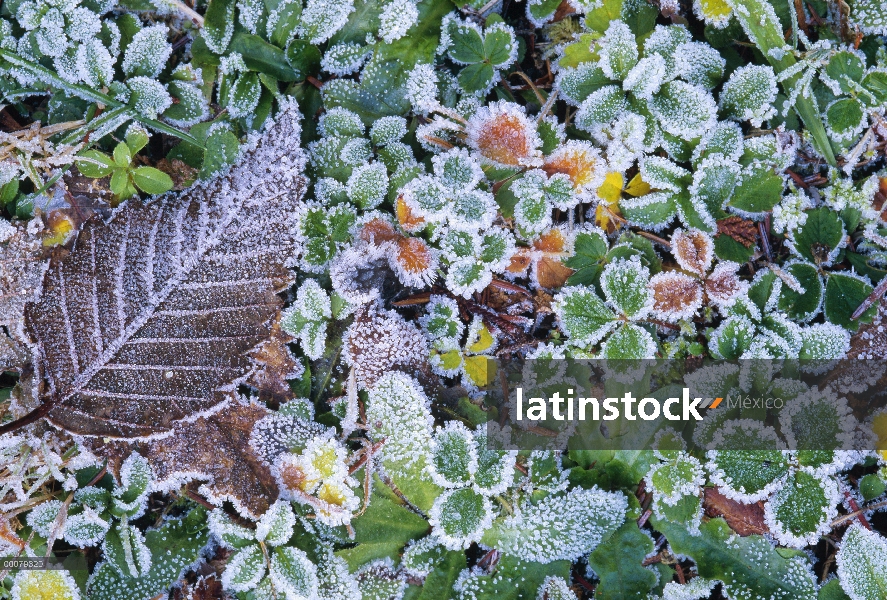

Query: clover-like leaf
[[429, 488, 492, 550], [600, 257, 653, 319], [764, 470, 839, 548]]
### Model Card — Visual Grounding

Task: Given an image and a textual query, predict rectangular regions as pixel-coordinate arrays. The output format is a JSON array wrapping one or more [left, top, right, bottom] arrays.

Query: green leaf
[[200, 125, 240, 179], [825, 50, 865, 95], [714, 233, 755, 263], [125, 129, 150, 155], [87, 507, 210, 600], [458, 62, 495, 94], [484, 27, 515, 66], [587, 521, 658, 600], [286, 40, 322, 82], [825, 97, 865, 142], [114, 143, 133, 168], [76, 150, 116, 178], [836, 524, 887, 600], [728, 163, 783, 214], [859, 474, 886, 502], [554, 287, 618, 349], [818, 579, 852, 600], [765, 471, 836, 547], [791, 207, 845, 265], [131, 167, 173, 195], [448, 22, 486, 64], [336, 480, 430, 571], [564, 229, 609, 271], [229, 32, 299, 81], [110, 169, 133, 198], [269, 0, 302, 48], [600, 258, 651, 319], [655, 517, 818, 600], [861, 70, 887, 106], [824, 273, 876, 331], [416, 550, 466, 600], [450, 555, 571, 600], [777, 262, 822, 321], [269, 547, 317, 598], [102, 523, 151, 578], [203, 0, 236, 53]]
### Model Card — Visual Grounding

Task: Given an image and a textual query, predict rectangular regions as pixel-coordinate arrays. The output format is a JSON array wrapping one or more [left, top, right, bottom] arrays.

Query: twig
[[831, 498, 887, 528], [168, 0, 204, 25], [851, 275, 887, 320]]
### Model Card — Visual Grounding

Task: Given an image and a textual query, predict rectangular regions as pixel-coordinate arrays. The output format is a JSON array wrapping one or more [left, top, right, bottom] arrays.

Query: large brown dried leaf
[[24, 103, 306, 439], [143, 401, 278, 518], [86, 400, 277, 518], [0, 218, 49, 365]]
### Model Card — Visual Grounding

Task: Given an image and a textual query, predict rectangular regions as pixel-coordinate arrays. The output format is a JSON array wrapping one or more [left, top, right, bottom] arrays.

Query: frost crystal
[[493, 487, 627, 562], [344, 304, 429, 389], [322, 42, 372, 76], [122, 25, 171, 78], [719, 65, 779, 127], [300, 0, 355, 44], [378, 0, 418, 43], [836, 523, 887, 600], [405, 63, 439, 113], [466, 101, 542, 168]]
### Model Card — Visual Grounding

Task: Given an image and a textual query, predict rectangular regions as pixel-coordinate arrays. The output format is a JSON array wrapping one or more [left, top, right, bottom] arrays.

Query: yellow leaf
[[698, 0, 732, 21], [463, 355, 496, 387], [597, 172, 624, 205], [467, 325, 495, 355], [42, 214, 75, 247], [873, 411, 887, 460], [435, 349, 463, 372], [624, 173, 651, 197], [594, 203, 623, 235]]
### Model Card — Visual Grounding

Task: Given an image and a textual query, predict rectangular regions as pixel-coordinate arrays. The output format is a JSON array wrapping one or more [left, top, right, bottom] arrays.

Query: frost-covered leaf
[[255, 500, 295, 546], [26, 102, 305, 439], [825, 272, 876, 331], [650, 81, 718, 141], [672, 228, 714, 277], [269, 546, 318, 599], [728, 162, 784, 215], [599, 20, 638, 81], [429, 487, 492, 550], [552, 286, 619, 348], [221, 543, 266, 593], [825, 98, 867, 144], [706, 422, 790, 502], [764, 471, 838, 548], [429, 421, 477, 488], [837, 524, 887, 600], [600, 256, 653, 319], [336, 483, 430, 571], [88, 507, 210, 600], [102, 522, 152, 578], [656, 517, 818, 600], [587, 521, 658, 600], [719, 65, 778, 127], [484, 487, 627, 563], [0, 218, 48, 350], [600, 323, 657, 359]]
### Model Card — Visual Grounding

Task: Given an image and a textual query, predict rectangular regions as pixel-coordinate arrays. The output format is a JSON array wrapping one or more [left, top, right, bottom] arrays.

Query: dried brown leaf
[[716, 216, 758, 249], [23, 103, 306, 439], [702, 486, 768, 536], [0, 218, 49, 349]]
